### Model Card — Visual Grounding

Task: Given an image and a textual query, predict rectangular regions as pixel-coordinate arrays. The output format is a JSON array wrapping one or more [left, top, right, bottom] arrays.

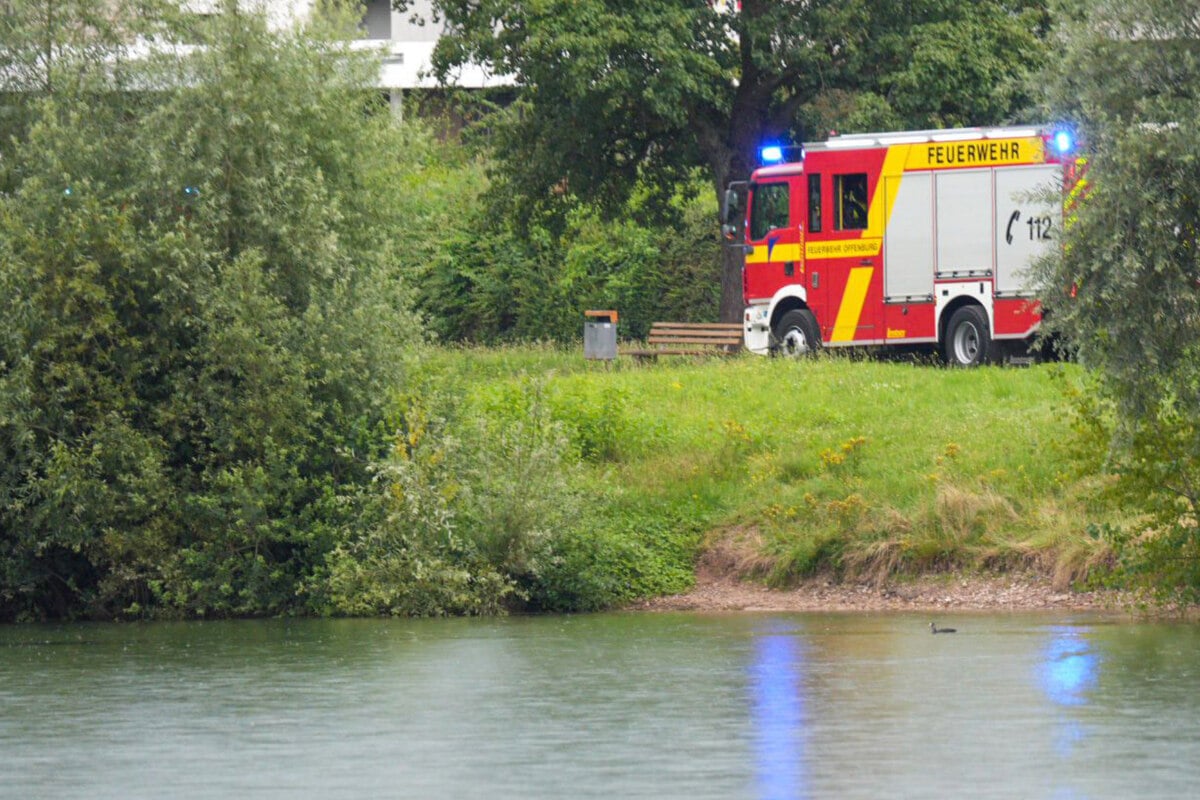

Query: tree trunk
[[719, 232, 744, 323], [709, 137, 756, 323]]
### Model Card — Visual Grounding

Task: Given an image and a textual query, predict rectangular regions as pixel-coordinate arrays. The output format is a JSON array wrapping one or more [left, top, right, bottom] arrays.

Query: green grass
[[418, 346, 1122, 601]]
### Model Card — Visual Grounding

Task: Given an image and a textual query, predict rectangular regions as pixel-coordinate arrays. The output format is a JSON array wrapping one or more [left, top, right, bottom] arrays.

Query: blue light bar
[[760, 145, 784, 164], [1053, 130, 1073, 154]]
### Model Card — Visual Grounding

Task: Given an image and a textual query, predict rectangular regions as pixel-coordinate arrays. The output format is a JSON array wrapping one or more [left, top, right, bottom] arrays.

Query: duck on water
[[930, 622, 957, 634]]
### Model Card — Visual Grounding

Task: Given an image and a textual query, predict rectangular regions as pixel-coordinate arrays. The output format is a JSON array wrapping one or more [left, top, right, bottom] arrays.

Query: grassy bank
[[416, 346, 1121, 609]]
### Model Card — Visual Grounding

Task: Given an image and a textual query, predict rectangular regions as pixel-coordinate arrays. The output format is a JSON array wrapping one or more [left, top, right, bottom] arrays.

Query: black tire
[[773, 309, 822, 357], [942, 305, 991, 367]]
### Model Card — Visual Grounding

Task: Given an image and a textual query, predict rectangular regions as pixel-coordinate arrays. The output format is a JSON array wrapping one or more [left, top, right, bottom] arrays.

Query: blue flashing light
[[760, 145, 784, 164], [1053, 130, 1074, 155]]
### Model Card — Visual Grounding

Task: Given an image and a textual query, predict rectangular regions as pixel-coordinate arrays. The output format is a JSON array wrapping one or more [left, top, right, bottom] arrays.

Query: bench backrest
[[646, 322, 743, 348]]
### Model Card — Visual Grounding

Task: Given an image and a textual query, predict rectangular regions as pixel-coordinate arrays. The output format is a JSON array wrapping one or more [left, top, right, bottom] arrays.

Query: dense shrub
[[320, 399, 517, 617], [0, 4, 422, 620], [320, 382, 585, 615], [528, 497, 702, 612], [1039, 0, 1200, 603], [417, 188, 722, 343]]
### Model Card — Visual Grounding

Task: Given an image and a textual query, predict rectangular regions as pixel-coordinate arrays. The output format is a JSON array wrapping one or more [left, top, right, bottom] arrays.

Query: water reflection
[[6, 614, 1200, 799], [749, 623, 808, 800], [1040, 627, 1100, 709], [1039, 626, 1101, 800]]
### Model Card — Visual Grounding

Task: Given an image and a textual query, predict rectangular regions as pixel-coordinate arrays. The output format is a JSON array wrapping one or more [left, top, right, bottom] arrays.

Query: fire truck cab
[[725, 126, 1076, 365]]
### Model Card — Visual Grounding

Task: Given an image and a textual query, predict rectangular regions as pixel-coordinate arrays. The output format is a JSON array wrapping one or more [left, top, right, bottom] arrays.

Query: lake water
[[2, 611, 1198, 799]]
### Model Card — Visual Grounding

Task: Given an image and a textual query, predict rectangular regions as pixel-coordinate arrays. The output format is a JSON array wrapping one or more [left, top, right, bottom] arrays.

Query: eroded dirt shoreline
[[630, 570, 1134, 614]]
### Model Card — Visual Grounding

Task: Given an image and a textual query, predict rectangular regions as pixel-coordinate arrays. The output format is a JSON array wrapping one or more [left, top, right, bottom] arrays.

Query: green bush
[[1038, 0, 1200, 603], [0, 4, 422, 620], [529, 492, 704, 611], [529, 527, 641, 612], [548, 383, 634, 462], [459, 379, 581, 577], [656, 193, 723, 324], [321, 381, 585, 615], [417, 183, 724, 344], [319, 399, 517, 617]]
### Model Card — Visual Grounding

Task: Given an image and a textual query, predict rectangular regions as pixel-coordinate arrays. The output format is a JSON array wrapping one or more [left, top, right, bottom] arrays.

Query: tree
[[0, 1, 421, 619], [0, 0, 162, 93], [1039, 0, 1200, 598], [0, 1, 171, 193], [400, 0, 1050, 321]]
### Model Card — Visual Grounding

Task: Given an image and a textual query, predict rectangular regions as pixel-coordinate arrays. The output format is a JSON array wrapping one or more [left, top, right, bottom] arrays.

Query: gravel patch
[[630, 571, 1128, 613]]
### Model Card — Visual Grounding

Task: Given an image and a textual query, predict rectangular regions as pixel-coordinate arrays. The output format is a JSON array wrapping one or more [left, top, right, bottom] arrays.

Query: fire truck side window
[[807, 174, 822, 233], [749, 182, 789, 240], [835, 173, 868, 231]]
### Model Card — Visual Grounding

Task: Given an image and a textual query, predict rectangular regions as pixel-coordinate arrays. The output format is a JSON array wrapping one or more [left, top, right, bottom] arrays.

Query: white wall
[[262, 0, 510, 89], [185, 0, 317, 31]]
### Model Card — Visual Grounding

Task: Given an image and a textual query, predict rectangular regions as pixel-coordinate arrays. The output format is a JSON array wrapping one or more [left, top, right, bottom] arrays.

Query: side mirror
[[721, 182, 748, 225], [721, 188, 739, 225]]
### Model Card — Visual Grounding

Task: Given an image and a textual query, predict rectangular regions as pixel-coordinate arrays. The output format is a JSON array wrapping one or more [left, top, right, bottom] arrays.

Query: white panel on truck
[[994, 164, 1060, 295], [936, 169, 993, 275], [884, 173, 934, 299]]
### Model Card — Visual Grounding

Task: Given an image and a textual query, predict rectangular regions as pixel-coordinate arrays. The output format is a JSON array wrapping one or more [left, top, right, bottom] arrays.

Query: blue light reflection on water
[[1040, 627, 1100, 709], [748, 623, 808, 800], [1039, 625, 1101, 799], [7, 615, 1200, 799]]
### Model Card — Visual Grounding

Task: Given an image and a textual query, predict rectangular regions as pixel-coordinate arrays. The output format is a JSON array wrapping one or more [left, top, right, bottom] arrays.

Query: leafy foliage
[[321, 380, 587, 616], [320, 396, 516, 617], [530, 498, 701, 613], [0, 1, 420, 619], [1039, 0, 1200, 600], [417, 187, 722, 342], [404, 0, 1051, 319]]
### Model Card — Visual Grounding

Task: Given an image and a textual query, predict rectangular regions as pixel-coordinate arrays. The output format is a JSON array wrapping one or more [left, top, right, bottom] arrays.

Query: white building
[[356, 0, 511, 116], [190, 0, 510, 109]]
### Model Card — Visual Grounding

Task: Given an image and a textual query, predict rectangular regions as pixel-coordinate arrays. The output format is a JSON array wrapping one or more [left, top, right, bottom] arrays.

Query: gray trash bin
[[584, 310, 618, 360]]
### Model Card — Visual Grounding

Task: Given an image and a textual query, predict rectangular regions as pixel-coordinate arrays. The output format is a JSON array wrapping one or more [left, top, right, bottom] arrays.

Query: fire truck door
[[806, 171, 879, 343], [745, 179, 801, 303], [800, 172, 828, 329]]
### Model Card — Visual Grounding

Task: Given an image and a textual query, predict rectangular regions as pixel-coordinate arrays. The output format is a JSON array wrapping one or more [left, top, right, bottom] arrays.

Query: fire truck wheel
[[943, 305, 991, 367], [774, 309, 822, 357]]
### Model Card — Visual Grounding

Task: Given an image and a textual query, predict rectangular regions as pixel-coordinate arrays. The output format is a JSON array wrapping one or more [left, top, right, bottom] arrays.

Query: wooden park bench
[[624, 322, 744, 359]]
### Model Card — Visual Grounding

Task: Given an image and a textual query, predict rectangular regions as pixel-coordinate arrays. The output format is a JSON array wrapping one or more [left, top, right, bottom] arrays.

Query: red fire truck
[[723, 125, 1079, 365]]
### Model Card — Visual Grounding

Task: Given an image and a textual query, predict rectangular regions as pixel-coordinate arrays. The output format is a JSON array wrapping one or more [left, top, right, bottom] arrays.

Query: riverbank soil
[[632, 570, 1122, 613], [631, 545, 1129, 613]]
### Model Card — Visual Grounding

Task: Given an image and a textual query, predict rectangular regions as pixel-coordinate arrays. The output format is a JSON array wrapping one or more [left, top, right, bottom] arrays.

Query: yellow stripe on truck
[[873, 145, 912, 236], [745, 243, 802, 264], [830, 267, 873, 342]]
